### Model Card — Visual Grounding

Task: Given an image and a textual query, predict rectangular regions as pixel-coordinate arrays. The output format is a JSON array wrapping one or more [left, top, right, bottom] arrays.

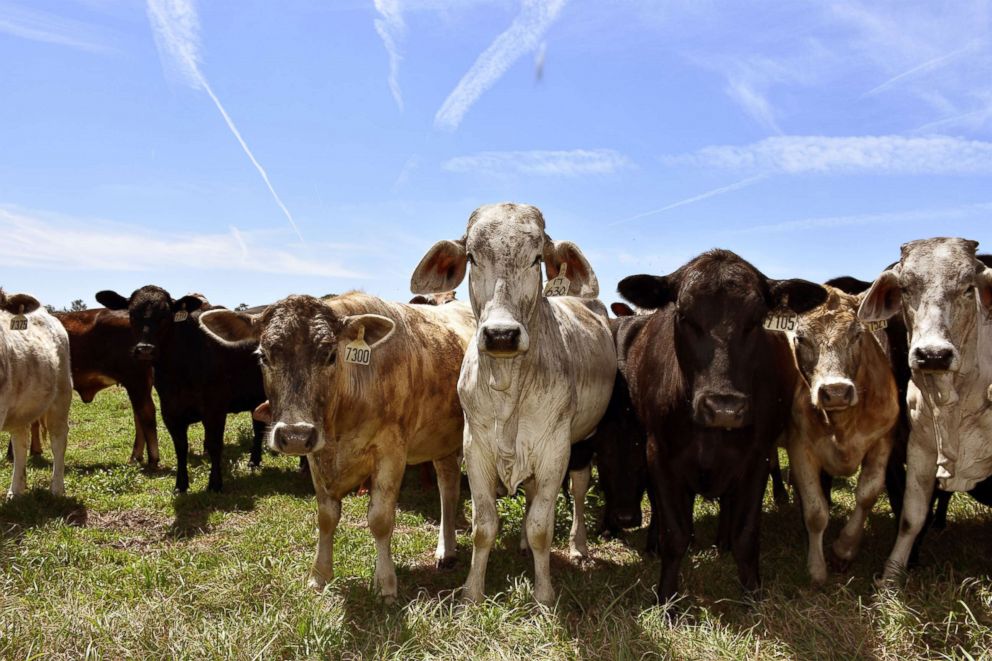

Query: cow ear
[[411, 239, 467, 295], [611, 302, 635, 317], [824, 276, 873, 295], [1, 293, 41, 314], [409, 295, 431, 305], [340, 314, 395, 349], [174, 295, 206, 314], [976, 264, 992, 310], [768, 279, 828, 314], [544, 240, 599, 297], [618, 274, 675, 310], [96, 290, 129, 310], [858, 269, 901, 322], [199, 309, 260, 348]]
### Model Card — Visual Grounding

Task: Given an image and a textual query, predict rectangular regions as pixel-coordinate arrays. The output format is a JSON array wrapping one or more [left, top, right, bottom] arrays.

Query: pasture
[[2, 387, 991, 659]]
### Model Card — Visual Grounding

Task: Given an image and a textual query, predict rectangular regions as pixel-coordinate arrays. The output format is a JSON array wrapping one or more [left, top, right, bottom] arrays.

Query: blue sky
[[1, 0, 990, 309]]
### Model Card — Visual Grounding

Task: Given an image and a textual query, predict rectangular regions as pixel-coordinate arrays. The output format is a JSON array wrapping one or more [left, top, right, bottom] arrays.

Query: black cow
[[96, 286, 267, 493], [617, 249, 827, 603]]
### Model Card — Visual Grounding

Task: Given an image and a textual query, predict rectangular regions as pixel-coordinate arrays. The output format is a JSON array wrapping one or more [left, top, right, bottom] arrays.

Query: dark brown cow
[[618, 249, 827, 603]]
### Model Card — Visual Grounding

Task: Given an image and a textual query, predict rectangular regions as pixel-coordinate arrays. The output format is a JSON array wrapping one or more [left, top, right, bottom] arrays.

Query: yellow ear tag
[[763, 310, 797, 333], [863, 319, 888, 332], [543, 262, 571, 297], [10, 304, 27, 331], [344, 324, 372, 366], [173, 309, 189, 322]]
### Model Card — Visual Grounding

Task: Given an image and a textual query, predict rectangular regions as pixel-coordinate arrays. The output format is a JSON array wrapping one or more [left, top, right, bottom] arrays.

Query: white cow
[[411, 202, 616, 604], [859, 238, 992, 580], [1, 290, 72, 498]]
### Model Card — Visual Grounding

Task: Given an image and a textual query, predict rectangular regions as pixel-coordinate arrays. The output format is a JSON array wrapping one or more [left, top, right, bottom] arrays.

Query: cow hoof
[[50, 486, 65, 498], [436, 556, 458, 571], [827, 548, 852, 573], [129, 455, 142, 464], [569, 549, 590, 566]]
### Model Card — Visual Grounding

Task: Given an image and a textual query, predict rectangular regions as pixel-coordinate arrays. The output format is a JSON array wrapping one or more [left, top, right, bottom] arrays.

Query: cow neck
[[481, 293, 545, 492]]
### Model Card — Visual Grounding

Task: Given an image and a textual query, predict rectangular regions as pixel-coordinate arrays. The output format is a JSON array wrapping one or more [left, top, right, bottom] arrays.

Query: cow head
[[792, 286, 873, 412], [619, 250, 827, 429], [409, 291, 457, 306], [411, 203, 597, 367], [96, 286, 205, 361], [859, 238, 992, 374], [199, 295, 395, 455], [0, 290, 41, 315]]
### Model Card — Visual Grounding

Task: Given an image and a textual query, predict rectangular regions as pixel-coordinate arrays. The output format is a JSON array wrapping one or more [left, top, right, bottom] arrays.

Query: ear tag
[[10, 304, 27, 331], [344, 324, 372, 366], [544, 262, 571, 297], [173, 310, 189, 322], [763, 309, 797, 333], [863, 319, 888, 332]]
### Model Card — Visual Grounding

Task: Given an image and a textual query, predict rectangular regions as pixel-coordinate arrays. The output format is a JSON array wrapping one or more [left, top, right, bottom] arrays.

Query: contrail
[[863, 43, 975, 98], [146, 0, 302, 242], [373, 0, 405, 110], [610, 175, 766, 226]]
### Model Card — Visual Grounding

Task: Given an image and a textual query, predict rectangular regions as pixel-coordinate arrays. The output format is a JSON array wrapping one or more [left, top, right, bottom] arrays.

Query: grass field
[[2, 387, 991, 659]]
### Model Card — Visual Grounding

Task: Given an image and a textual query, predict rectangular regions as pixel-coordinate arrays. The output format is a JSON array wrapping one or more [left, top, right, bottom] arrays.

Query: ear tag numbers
[[173, 310, 189, 322], [344, 325, 372, 366], [763, 310, 797, 333], [10, 307, 27, 331], [864, 319, 888, 332], [544, 262, 571, 297]]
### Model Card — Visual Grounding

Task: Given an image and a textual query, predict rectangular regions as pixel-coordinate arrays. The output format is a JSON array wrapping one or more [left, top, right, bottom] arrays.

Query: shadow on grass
[[0, 490, 88, 547]]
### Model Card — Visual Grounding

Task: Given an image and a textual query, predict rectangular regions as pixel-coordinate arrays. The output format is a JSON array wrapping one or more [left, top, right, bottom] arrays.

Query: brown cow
[[199, 292, 476, 601], [785, 285, 899, 584]]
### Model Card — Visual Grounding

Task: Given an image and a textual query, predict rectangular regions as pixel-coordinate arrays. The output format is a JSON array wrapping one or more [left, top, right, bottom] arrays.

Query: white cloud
[[0, 3, 108, 51], [0, 206, 361, 278], [146, 0, 303, 241], [734, 202, 992, 234], [373, 0, 405, 110], [434, 0, 567, 131], [442, 148, 630, 176], [666, 135, 992, 175]]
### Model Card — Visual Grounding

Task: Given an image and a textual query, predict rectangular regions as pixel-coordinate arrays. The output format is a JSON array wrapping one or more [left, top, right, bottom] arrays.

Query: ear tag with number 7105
[[543, 262, 570, 297], [763, 310, 797, 333], [344, 325, 372, 366]]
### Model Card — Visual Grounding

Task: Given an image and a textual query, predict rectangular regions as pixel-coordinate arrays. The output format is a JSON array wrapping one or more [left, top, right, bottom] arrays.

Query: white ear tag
[[173, 310, 189, 322], [864, 319, 888, 332], [344, 324, 372, 366], [544, 262, 571, 297], [763, 310, 797, 333], [10, 306, 27, 331]]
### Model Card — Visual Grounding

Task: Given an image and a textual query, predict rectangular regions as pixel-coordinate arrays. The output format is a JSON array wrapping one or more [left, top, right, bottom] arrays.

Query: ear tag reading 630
[[173, 310, 189, 322], [344, 325, 372, 366], [543, 262, 570, 297], [10, 305, 27, 331], [863, 319, 888, 333], [763, 309, 797, 333]]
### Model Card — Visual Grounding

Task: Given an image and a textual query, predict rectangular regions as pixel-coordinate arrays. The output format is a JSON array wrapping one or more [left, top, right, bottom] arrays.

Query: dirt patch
[[88, 508, 172, 551]]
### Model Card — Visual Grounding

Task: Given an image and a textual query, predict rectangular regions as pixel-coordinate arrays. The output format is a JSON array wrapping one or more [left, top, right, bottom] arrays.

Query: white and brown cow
[[785, 285, 899, 584], [411, 202, 616, 604], [1, 290, 72, 498], [859, 237, 992, 581], [199, 292, 476, 601]]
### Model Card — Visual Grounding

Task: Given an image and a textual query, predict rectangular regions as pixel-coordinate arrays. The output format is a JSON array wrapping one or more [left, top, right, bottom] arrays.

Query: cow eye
[[532, 255, 542, 267]]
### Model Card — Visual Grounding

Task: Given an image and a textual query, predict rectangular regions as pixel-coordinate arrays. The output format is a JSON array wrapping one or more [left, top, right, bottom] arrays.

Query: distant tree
[[69, 299, 87, 312], [44, 304, 57, 314], [235, 303, 249, 311]]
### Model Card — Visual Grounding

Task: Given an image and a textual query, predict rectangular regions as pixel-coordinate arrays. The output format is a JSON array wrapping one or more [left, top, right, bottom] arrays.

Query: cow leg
[[932, 490, 952, 531], [568, 463, 591, 561], [527, 445, 570, 605], [519, 480, 535, 554], [831, 439, 890, 571], [881, 437, 937, 582], [462, 430, 499, 603], [730, 463, 770, 596], [45, 403, 70, 497], [249, 418, 266, 468], [307, 464, 340, 590], [5, 439, 11, 462], [202, 413, 226, 493], [368, 452, 404, 603], [790, 444, 829, 585], [645, 479, 660, 556], [656, 481, 694, 604], [770, 452, 789, 506], [433, 451, 461, 569], [30, 421, 43, 456], [166, 417, 191, 493], [127, 383, 159, 467], [7, 426, 30, 498]]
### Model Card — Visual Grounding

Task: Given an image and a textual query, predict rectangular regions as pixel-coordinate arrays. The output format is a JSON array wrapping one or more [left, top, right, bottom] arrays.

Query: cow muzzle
[[479, 321, 528, 357], [695, 392, 750, 429], [270, 421, 321, 455], [815, 379, 857, 411], [911, 344, 957, 372], [133, 343, 157, 361]]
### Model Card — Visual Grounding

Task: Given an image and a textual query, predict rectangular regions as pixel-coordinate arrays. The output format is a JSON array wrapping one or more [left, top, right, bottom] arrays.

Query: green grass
[[2, 388, 991, 659]]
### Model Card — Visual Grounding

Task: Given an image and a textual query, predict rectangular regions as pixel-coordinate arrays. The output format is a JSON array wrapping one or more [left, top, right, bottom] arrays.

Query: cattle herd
[[2, 202, 992, 609]]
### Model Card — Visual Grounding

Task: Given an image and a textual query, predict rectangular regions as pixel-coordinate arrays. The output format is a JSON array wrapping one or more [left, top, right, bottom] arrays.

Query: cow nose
[[482, 325, 521, 354], [699, 393, 749, 429], [818, 382, 856, 410], [133, 343, 156, 360], [913, 347, 955, 372], [272, 422, 317, 455]]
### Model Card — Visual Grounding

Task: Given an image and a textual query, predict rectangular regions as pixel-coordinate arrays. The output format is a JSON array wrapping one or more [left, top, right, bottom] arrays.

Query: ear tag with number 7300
[[10, 305, 27, 331], [763, 310, 797, 333], [543, 262, 570, 297], [173, 310, 189, 322], [344, 325, 372, 366]]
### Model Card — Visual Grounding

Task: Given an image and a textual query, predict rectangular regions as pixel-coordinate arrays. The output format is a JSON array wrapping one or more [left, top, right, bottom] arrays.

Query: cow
[[2, 290, 72, 498], [784, 285, 899, 584], [198, 292, 476, 601], [859, 238, 992, 581], [410, 202, 616, 605], [617, 249, 827, 603], [95, 286, 267, 493]]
